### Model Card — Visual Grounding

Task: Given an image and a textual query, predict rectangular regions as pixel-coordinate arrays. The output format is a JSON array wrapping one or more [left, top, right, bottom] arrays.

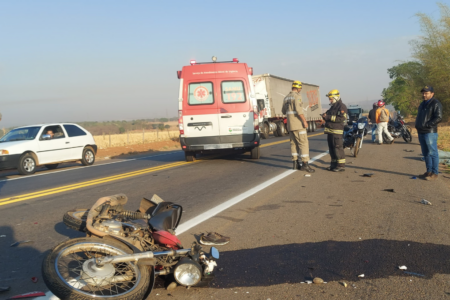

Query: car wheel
[[261, 123, 269, 139], [18, 153, 37, 175], [45, 164, 59, 170], [250, 146, 260, 159], [81, 147, 95, 166]]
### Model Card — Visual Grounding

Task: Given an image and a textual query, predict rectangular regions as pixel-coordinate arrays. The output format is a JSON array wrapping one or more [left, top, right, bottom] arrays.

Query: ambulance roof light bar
[[188, 57, 240, 65]]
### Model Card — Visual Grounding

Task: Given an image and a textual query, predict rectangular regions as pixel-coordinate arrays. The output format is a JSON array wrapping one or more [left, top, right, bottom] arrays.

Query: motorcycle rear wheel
[[354, 137, 361, 157], [402, 130, 413, 143], [42, 237, 150, 300]]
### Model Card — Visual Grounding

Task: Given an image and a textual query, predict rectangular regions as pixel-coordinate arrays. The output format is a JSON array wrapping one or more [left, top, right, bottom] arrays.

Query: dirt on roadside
[[97, 140, 181, 159]]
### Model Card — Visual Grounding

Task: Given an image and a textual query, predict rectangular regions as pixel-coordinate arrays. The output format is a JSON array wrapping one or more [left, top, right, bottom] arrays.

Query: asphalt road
[[1, 130, 450, 300]]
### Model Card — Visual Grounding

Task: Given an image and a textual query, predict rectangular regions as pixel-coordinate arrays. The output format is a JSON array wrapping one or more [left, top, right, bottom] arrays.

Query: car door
[[37, 125, 71, 164], [63, 124, 88, 159]]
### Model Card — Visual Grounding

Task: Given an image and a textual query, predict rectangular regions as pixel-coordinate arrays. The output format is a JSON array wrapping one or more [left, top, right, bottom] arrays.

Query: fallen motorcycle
[[42, 194, 219, 300]]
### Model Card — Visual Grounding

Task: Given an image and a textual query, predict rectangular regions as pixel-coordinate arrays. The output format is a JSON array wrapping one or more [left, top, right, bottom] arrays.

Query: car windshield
[[348, 109, 360, 116], [0, 126, 41, 142]]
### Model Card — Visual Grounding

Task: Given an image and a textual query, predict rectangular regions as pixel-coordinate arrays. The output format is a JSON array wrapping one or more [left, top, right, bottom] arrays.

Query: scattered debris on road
[[340, 282, 348, 288], [166, 282, 177, 290], [313, 277, 324, 284], [398, 266, 408, 270], [363, 173, 374, 177], [421, 199, 432, 205], [383, 189, 395, 193], [404, 149, 415, 152], [0, 235, 5, 237], [0, 286, 10, 292], [6, 291, 46, 299], [31, 277, 38, 283], [411, 176, 417, 179], [10, 240, 33, 247], [358, 274, 365, 278], [305, 174, 311, 177], [404, 271, 425, 277]]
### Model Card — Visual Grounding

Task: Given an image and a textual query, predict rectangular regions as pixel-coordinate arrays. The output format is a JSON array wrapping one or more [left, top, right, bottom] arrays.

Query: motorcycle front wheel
[[354, 137, 361, 157], [402, 129, 413, 143], [42, 237, 150, 300]]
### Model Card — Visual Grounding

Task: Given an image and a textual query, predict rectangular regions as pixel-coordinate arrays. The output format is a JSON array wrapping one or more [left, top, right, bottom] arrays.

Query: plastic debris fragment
[[358, 274, 365, 278], [6, 291, 46, 299], [420, 199, 432, 205], [363, 173, 374, 177], [383, 189, 395, 193], [10, 240, 33, 247], [0, 286, 10, 292], [398, 266, 407, 270], [404, 271, 425, 277]]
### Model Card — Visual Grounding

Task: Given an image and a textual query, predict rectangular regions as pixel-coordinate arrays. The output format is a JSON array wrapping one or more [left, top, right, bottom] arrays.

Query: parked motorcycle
[[344, 116, 368, 157], [382, 111, 412, 143], [42, 194, 219, 300]]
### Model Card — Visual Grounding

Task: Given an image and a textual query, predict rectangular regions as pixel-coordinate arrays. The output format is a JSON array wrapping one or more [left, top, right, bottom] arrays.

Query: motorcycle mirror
[[210, 247, 219, 259]]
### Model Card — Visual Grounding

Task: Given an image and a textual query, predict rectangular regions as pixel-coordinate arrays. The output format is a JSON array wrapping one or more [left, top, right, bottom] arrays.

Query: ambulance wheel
[[276, 122, 286, 137], [185, 151, 196, 162], [250, 146, 260, 159], [261, 123, 269, 139]]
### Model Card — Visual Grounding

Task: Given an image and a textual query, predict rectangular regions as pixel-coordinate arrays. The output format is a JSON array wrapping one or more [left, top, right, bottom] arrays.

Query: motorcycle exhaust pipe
[[95, 248, 191, 266]]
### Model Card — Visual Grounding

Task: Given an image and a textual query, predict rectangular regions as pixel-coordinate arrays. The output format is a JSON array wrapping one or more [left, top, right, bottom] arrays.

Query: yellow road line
[[261, 132, 323, 148], [0, 161, 195, 206], [0, 131, 325, 206]]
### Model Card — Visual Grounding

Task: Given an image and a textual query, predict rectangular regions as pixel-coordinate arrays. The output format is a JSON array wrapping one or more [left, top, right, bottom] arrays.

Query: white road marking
[[0, 151, 181, 183], [33, 150, 329, 300], [177, 151, 329, 234]]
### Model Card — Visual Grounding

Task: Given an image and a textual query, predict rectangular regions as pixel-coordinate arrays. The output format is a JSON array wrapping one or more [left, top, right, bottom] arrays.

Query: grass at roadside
[[437, 126, 450, 151]]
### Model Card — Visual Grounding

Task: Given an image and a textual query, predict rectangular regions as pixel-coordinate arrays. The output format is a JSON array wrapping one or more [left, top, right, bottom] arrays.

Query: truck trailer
[[252, 74, 323, 138]]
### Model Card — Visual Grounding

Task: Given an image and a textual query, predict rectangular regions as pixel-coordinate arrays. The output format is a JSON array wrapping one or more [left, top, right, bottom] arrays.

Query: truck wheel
[[250, 146, 260, 159], [276, 122, 286, 137], [273, 127, 279, 137], [18, 153, 37, 175], [312, 122, 316, 132], [261, 123, 269, 139], [185, 151, 196, 162]]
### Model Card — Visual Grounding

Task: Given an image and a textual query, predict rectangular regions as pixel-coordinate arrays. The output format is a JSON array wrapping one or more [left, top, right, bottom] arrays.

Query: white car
[[0, 123, 97, 175]]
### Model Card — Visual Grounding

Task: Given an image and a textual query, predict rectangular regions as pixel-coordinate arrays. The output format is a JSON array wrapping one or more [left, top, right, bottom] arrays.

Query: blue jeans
[[418, 133, 439, 174], [371, 124, 377, 142]]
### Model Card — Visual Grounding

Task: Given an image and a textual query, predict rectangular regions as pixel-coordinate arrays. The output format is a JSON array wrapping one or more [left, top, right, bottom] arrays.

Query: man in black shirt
[[415, 86, 443, 180]]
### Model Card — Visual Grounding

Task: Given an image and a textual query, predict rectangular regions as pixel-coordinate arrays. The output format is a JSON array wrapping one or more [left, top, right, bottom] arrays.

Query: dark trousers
[[327, 134, 345, 167]]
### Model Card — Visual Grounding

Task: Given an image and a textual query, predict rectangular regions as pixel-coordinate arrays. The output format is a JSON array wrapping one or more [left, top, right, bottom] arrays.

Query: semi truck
[[252, 74, 323, 138]]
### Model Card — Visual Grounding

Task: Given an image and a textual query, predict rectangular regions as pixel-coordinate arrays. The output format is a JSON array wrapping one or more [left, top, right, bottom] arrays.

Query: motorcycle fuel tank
[[152, 230, 182, 248]]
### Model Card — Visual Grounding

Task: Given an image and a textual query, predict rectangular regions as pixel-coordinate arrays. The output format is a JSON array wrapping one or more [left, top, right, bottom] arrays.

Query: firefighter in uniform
[[281, 81, 315, 173], [322, 89, 348, 172]]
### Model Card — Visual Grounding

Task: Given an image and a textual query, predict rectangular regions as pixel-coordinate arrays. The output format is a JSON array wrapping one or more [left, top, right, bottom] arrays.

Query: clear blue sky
[[0, 0, 444, 127]]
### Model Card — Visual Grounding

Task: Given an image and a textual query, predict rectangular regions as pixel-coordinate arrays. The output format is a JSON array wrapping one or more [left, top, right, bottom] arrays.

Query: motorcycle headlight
[[357, 123, 365, 129], [174, 258, 202, 286]]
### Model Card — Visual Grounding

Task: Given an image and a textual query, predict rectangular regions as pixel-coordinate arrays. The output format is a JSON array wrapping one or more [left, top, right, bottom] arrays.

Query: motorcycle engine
[[93, 220, 125, 236]]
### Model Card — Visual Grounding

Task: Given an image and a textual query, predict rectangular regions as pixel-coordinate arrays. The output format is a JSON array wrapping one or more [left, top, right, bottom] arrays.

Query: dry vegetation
[[94, 130, 179, 149]]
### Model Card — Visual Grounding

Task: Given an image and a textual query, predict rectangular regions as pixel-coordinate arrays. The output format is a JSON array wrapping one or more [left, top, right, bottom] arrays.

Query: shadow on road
[[215, 239, 450, 288]]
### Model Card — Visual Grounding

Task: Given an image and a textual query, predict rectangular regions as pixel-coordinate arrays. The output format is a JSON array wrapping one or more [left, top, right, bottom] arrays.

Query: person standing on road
[[368, 102, 378, 143], [375, 100, 394, 145], [322, 89, 347, 172], [415, 86, 443, 180], [281, 81, 315, 173]]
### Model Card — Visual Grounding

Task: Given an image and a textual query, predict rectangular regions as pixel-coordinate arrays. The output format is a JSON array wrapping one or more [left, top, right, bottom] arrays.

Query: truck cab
[[347, 105, 364, 124], [177, 58, 260, 161]]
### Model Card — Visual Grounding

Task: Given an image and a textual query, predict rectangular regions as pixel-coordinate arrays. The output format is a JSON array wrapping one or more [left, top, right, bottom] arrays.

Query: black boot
[[326, 162, 337, 171], [300, 162, 315, 173], [293, 160, 299, 170], [332, 164, 345, 172]]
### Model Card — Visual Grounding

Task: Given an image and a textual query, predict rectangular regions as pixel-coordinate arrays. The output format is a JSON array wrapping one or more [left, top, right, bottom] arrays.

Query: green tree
[[382, 61, 426, 116], [158, 123, 165, 131], [159, 118, 169, 122], [119, 127, 125, 134], [151, 124, 158, 130], [412, 3, 450, 118], [164, 124, 170, 130]]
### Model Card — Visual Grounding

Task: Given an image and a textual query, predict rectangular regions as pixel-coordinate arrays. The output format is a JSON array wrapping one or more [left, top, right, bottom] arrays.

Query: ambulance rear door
[[216, 64, 254, 138], [182, 78, 220, 139]]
